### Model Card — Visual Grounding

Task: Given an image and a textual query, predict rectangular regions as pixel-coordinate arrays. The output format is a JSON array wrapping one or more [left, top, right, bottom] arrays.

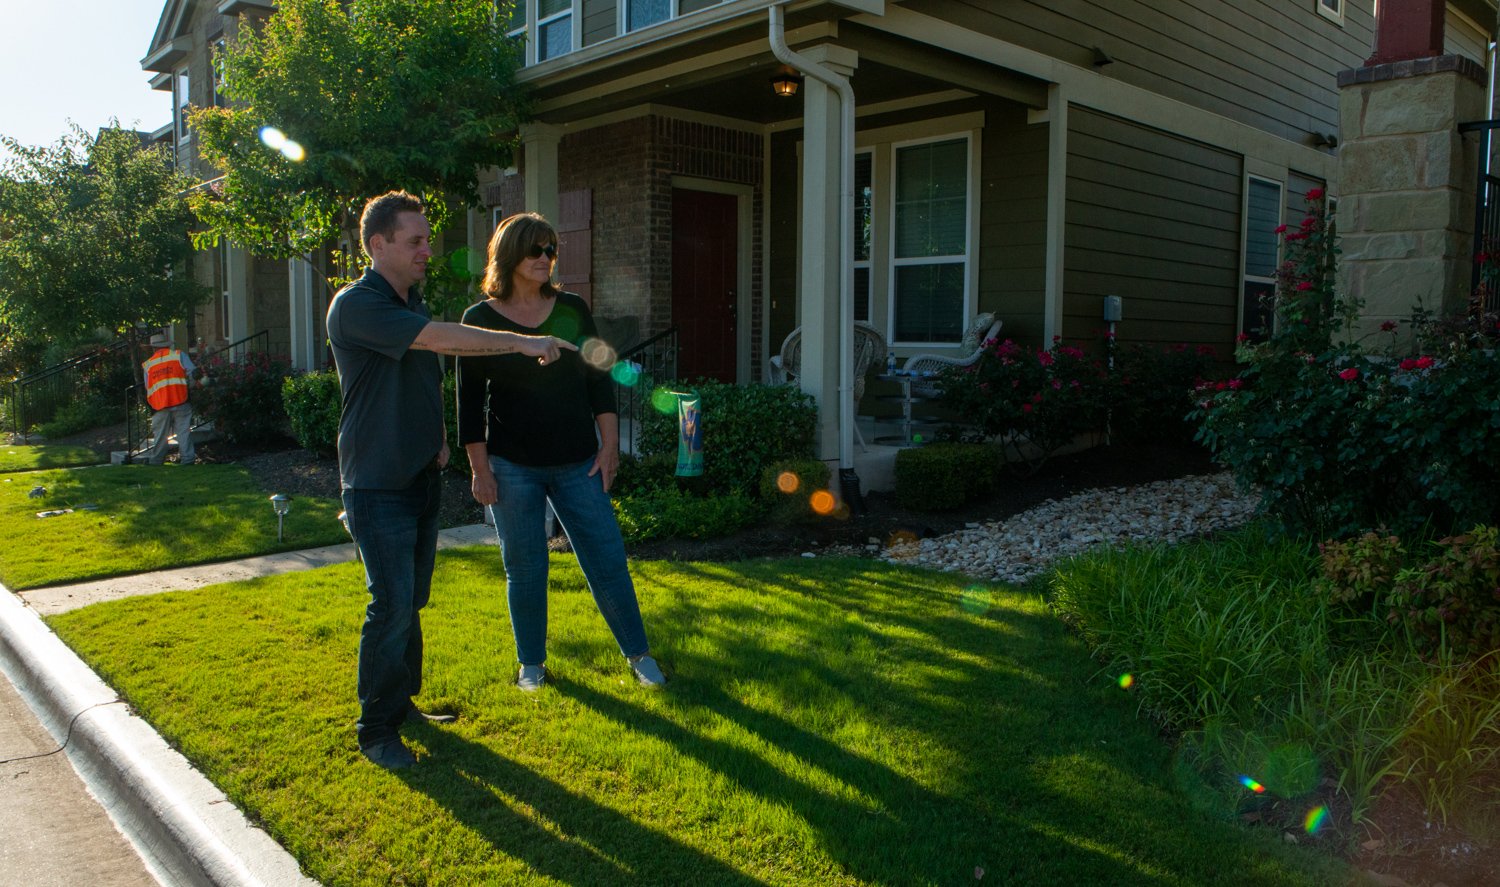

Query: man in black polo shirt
[[328, 191, 573, 770]]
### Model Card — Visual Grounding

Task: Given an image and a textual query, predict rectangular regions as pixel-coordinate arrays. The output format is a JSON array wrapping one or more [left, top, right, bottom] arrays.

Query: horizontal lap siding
[[907, 0, 1373, 143], [1064, 108, 1242, 349], [582, 0, 616, 47], [980, 102, 1049, 343]]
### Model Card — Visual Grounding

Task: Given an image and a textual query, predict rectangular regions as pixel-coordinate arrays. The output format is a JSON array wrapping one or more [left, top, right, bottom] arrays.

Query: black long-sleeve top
[[456, 292, 617, 467]]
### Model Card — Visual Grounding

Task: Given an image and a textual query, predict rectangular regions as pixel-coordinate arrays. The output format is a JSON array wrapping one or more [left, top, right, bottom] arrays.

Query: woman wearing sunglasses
[[456, 212, 665, 692]]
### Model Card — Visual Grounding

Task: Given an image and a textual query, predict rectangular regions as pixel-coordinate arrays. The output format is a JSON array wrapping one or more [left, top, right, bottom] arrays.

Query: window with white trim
[[627, 0, 670, 32], [1242, 176, 1282, 339], [1315, 0, 1343, 25], [853, 151, 873, 323], [890, 136, 970, 344], [174, 68, 191, 142], [537, 0, 572, 62]]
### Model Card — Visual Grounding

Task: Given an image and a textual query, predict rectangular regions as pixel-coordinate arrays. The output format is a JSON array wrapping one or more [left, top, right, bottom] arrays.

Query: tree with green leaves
[[191, 0, 529, 300], [0, 125, 208, 370]]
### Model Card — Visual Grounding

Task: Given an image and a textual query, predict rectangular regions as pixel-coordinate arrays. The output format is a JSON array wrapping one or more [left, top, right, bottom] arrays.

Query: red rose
[[1338, 367, 1359, 381], [1415, 356, 1434, 369], [1306, 188, 1325, 200], [1380, 321, 1398, 332]]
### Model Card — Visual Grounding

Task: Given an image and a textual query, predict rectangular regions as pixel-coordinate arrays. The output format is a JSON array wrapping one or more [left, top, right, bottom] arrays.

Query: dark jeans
[[342, 468, 440, 749]]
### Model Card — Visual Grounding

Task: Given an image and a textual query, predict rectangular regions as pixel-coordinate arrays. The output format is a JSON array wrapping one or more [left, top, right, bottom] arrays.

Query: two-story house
[[145, 1, 1497, 460]]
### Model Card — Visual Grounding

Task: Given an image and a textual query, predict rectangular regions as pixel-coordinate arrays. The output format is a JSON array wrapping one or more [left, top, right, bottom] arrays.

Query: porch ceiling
[[526, 7, 1047, 128]]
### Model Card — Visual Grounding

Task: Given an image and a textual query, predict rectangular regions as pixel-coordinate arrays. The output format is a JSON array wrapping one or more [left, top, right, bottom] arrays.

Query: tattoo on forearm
[[445, 344, 520, 355]]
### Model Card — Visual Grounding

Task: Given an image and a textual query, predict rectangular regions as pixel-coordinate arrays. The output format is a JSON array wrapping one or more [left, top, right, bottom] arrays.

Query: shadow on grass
[[399, 724, 771, 886]]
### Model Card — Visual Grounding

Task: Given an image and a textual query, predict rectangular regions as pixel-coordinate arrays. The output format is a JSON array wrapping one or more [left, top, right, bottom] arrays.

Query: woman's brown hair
[[481, 212, 560, 302]]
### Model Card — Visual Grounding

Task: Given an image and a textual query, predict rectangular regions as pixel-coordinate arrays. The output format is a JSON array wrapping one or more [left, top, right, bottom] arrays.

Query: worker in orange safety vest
[[141, 331, 197, 465]]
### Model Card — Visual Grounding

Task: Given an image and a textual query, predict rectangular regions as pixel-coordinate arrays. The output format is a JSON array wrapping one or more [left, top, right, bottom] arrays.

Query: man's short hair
[[359, 191, 425, 255]]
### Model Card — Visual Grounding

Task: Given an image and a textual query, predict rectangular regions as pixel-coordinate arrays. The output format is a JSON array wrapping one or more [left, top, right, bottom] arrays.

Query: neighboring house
[[145, 0, 1498, 455]]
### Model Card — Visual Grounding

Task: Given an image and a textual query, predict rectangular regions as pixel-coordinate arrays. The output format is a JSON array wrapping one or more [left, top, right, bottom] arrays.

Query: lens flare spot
[[280, 139, 306, 162], [1238, 775, 1266, 794], [448, 246, 475, 278], [610, 361, 641, 387], [1117, 674, 1135, 690], [913, 433, 925, 444], [259, 126, 287, 150], [581, 338, 617, 371], [650, 387, 677, 414], [809, 490, 836, 515], [776, 471, 800, 494], [1303, 805, 1329, 834], [959, 585, 992, 615]]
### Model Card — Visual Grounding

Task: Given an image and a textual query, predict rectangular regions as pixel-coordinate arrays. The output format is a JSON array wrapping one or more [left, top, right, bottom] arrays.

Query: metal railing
[[617, 326, 679, 456], [8, 340, 132, 436], [1458, 119, 1500, 312], [123, 330, 270, 464]]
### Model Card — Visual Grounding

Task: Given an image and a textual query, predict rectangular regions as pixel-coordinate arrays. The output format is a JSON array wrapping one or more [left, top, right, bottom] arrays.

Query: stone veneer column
[[1337, 55, 1486, 339]]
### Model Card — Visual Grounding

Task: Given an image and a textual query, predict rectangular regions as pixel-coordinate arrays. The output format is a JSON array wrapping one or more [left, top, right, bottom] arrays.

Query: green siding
[[582, 0, 616, 47], [905, 0, 1375, 143], [1063, 108, 1242, 348], [978, 101, 1048, 344]]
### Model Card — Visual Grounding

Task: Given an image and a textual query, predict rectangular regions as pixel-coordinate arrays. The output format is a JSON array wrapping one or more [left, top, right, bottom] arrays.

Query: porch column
[[287, 254, 320, 371], [797, 44, 858, 460], [226, 244, 251, 342], [1336, 52, 1486, 339], [521, 123, 562, 224]]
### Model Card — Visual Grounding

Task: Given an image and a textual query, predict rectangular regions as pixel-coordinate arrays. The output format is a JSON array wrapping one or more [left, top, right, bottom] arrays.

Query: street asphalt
[[0, 523, 496, 886]]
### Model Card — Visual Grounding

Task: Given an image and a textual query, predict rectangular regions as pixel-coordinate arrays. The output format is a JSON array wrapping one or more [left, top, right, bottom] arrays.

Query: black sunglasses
[[526, 243, 558, 260]]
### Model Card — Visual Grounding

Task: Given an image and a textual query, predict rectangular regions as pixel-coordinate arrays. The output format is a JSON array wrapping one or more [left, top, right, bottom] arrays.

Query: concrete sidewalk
[[0, 523, 498, 886]]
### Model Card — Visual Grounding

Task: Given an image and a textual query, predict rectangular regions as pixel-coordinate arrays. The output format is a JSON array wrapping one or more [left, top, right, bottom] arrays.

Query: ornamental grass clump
[[938, 337, 1114, 475], [1194, 189, 1500, 537]]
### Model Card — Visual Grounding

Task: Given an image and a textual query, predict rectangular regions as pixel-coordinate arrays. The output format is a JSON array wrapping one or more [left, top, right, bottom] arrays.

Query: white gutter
[[768, 3, 856, 477]]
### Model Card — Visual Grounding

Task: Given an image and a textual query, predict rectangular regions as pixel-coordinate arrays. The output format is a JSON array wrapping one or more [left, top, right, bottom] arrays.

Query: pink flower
[[1380, 321, 1398, 332], [1415, 356, 1434, 369], [1236, 333, 1251, 343], [1051, 379, 1063, 390], [1285, 232, 1306, 242], [1300, 216, 1316, 229], [1306, 188, 1325, 200], [1338, 367, 1359, 381], [1296, 281, 1314, 291], [1021, 403, 1033, 413], [1274, 224, 1288, 234], [1228, 378, 1244, 390], [1037, 351, 1055, 367], [1399, 358, 1417, 370]]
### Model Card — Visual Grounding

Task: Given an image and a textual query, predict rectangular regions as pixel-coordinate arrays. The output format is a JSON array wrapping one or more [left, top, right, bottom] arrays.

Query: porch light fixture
[[770, 70, 803, 98], [270, 493, 290, 541]]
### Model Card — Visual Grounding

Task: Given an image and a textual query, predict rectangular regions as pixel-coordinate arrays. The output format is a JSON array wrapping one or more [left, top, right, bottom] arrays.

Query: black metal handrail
[[617, 326, 679, 456], [9, 340, 131, 436], [1459, 119, 1500, 310]]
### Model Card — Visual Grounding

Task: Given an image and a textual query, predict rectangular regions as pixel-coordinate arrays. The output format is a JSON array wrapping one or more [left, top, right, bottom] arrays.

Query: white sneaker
[[517, 664, 546, 692], [629, 655, 667, 688]]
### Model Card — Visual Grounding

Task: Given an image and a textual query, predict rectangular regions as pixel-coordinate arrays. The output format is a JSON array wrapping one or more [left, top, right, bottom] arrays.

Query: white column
[[1042, 83, 1069, 344], [287, 254, 319, 371], [521, 122, 562, 223], [226, 244, 251, 342], [797, 45, 858, 460]]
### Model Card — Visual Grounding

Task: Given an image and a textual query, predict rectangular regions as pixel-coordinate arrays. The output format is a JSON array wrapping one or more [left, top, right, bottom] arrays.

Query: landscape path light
[[270, 493, 290, 542]]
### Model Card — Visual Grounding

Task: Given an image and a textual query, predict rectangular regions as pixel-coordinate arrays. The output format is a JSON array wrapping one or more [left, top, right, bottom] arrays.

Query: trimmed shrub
[[36, 392, 118, 439], [637, 379, 817, 495], [194, 352, 295, 445], [282, 370, 341, 457], [1112, 342, 1219, 445], [613, 486, 763, 543], [893, 442, 999, 511], [759, 458, 833, 525]]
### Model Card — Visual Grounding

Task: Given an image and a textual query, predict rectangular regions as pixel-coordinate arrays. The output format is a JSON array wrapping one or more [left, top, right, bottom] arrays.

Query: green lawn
[[0, 463, 346, 589], [50, 550, 1352, 885], [0, 443, 104, 472]]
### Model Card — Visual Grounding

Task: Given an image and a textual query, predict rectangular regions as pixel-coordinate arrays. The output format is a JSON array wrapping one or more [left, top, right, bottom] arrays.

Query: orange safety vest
[[143, 348, 190, 410]]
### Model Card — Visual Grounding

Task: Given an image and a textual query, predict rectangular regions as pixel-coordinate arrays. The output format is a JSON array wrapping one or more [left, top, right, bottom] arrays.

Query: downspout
[[769, 3, 861, 504]]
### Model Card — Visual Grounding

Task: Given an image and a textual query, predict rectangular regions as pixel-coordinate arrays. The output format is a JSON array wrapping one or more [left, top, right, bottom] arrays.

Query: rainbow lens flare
[[1238, 776, 1266, 794], [1303, 805, 1329, 834], [809, 490, 836, 515], [776, 471, 800, 494], [1117, 674, 1134, 690], [959, 585, 992, 615], [258, 126, 306, 162]]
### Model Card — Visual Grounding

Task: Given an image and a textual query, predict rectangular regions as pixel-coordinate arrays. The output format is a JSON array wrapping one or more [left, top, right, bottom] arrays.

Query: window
[[1315, 0, 1343, 25], [211, 39, 228, 107], [627, 0, 669, 32], [174, 68, 191, 142], [1242, 176, 1282, 339], [501, 0, 527, 46], [890, 136, 969, 344], [853, 151, 873, 322], [537, 0, 572, 62]]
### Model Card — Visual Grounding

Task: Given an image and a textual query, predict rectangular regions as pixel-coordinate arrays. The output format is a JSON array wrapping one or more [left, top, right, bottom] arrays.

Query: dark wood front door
[[671, 188, 738, 382]]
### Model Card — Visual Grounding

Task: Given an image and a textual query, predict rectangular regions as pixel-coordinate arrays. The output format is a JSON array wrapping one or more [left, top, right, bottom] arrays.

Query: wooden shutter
[[556, 189, 592, 306]]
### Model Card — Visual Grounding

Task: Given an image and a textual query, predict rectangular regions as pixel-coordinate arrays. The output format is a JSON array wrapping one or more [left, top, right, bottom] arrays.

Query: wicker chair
[[767, 321, 887, 447], [901, 313, 1002, 397]]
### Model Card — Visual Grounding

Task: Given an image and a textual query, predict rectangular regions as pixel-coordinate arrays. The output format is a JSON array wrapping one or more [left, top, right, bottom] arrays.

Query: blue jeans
[[488, 455, 649, 666], [342, 468, 441, 749]]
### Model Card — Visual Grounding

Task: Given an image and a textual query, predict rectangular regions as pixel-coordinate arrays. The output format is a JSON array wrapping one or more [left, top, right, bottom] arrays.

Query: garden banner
[[674, 390, 703, 477]]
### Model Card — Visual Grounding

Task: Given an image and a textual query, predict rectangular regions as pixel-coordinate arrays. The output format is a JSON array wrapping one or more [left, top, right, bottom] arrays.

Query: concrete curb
[[0, 586, 316, 886]]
